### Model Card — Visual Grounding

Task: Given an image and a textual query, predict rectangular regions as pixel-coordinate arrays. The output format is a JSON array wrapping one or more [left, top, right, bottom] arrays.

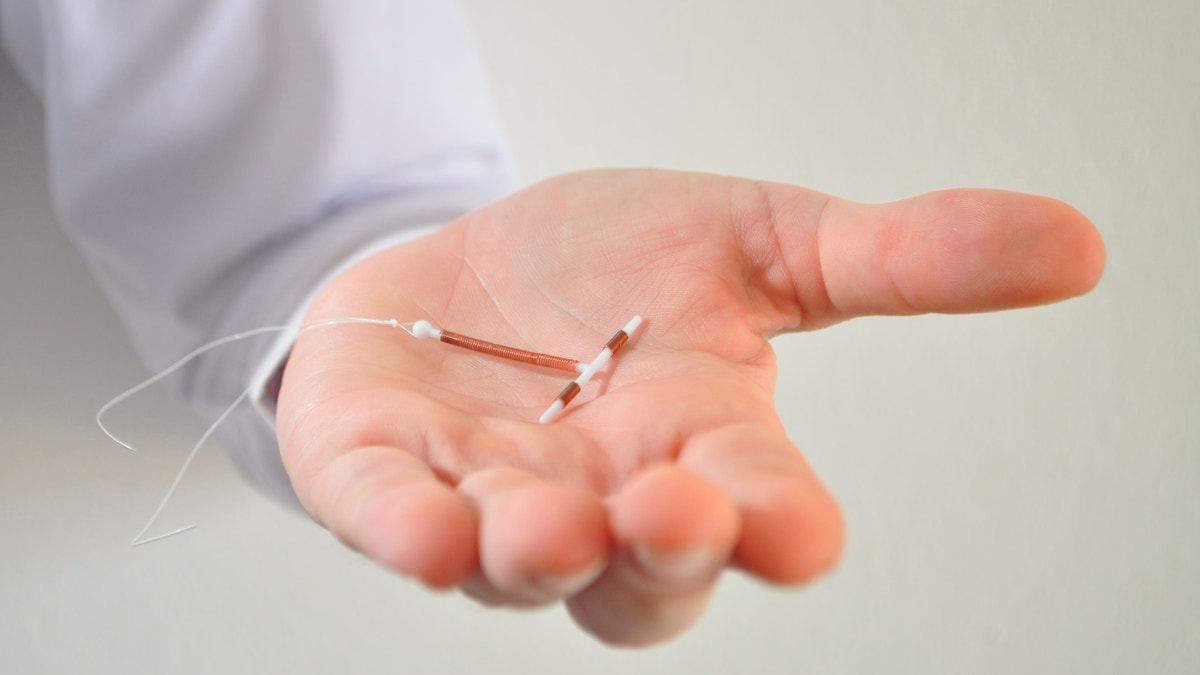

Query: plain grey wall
[[2, 1, 1197, 673]]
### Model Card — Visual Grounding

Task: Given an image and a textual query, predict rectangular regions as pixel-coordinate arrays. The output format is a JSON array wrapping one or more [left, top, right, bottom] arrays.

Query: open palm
[[275, 169, 1104, 645]]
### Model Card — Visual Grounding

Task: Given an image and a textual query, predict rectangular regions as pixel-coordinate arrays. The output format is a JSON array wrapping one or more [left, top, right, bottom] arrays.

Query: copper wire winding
[[436, 330, 581, 372]]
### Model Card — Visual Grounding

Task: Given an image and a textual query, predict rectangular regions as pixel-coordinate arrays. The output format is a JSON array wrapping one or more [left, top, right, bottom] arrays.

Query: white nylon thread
[[98, 317, 412, 546]]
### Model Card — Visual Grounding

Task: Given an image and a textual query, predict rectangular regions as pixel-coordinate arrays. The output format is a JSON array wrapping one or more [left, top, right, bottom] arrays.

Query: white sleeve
[[0, 1, 513, 507]]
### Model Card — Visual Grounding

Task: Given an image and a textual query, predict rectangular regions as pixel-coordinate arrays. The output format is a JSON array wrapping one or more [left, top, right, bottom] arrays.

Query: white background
[[2, 1, 1197, 672]]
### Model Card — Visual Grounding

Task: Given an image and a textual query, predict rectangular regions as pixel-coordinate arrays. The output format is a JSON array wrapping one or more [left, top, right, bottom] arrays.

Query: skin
[[275, 169, 1105, 646]]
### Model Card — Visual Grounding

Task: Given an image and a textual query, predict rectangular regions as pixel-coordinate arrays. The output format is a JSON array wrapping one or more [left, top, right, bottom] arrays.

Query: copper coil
[[438, 330, 580, 372], [605, 330, 630, 353], [555, 381, 582, 405]]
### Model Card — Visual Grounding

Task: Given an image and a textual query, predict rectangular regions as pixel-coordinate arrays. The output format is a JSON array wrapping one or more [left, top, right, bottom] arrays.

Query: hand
[[275, 169, 1104, 645]]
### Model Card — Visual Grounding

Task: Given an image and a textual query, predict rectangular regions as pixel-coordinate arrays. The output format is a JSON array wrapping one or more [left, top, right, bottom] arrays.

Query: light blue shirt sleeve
[[0, 0, 513, 506]]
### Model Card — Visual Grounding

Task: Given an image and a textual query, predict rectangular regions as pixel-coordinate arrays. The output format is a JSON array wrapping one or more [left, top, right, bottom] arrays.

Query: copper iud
[[411, 316, 644, 424], [100, 313, 643, 547]]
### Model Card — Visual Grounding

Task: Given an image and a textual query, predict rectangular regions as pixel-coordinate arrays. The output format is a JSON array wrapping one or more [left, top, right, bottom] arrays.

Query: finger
[[742, 184, 1106, 329], [679, 424, 843, 584], [457, 467, 610, 607], [566, 464, 740, 646], [300, 444, 478, 589]]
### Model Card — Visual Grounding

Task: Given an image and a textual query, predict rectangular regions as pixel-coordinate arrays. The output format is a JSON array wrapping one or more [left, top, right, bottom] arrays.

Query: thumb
[[746, 185, 1106, 330]]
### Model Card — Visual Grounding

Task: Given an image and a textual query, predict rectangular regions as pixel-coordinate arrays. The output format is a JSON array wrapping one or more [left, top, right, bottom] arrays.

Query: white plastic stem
[[539, 400, 565, 425]]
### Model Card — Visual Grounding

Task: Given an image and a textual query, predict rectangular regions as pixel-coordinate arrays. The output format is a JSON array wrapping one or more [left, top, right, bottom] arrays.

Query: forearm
[[2, 0, 513, 502]]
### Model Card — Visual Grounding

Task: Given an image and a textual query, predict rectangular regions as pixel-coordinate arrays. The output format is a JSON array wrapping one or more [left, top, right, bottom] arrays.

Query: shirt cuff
[[248, 220, 443, 422]]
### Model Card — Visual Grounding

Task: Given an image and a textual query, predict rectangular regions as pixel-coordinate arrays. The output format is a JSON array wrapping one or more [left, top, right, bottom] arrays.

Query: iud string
[[99, 313, 643, 545], [99, 317, 410, 545]]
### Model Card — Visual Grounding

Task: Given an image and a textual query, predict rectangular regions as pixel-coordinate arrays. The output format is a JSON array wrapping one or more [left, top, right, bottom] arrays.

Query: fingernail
[[533, 560, 606, 598], [632, 545, 720, 584]]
